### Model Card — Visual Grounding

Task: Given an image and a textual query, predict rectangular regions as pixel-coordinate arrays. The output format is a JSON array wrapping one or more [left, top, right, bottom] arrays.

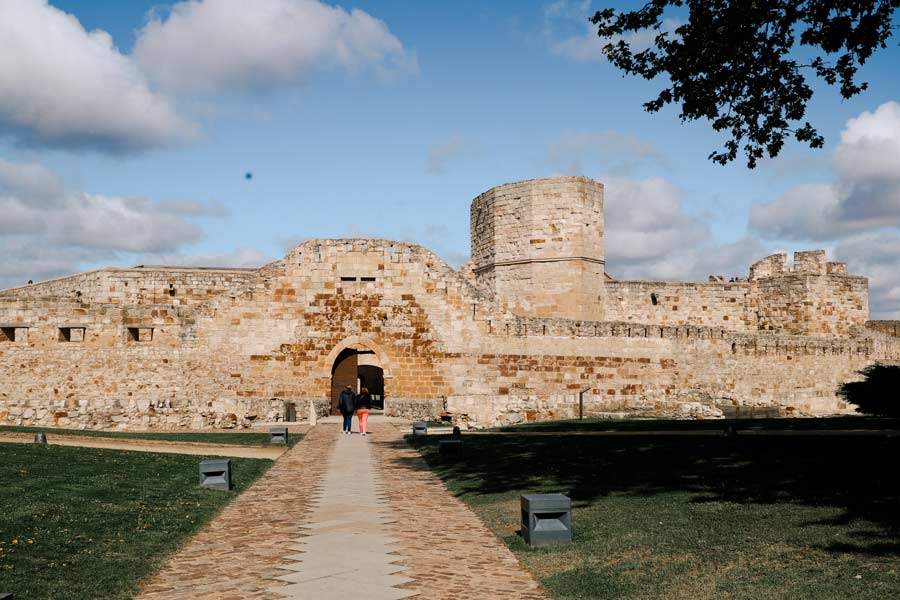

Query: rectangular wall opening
[[360, 277, 376, 282], [0, 327, 15, 342], [59, 327, 86, 342], [340, 276, 357, 282], [127, 327, 153, 343]]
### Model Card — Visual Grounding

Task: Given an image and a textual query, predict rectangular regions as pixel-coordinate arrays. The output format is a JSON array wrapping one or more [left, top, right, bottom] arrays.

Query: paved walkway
[[270, 432, 415, 599], [136, 421, 546, 599]]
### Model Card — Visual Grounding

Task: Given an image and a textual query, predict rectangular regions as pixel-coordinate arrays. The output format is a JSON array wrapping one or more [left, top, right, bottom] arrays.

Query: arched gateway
[[329, 347, 386, 414]]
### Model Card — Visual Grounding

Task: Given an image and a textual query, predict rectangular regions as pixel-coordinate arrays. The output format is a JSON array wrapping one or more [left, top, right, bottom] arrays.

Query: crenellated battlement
[[749, 250, 852, 279], [745, 250, 868, 336], [470, 179, 870, 337]]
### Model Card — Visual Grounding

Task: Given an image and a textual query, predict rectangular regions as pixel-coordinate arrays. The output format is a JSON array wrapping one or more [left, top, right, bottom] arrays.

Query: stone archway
[[328, 341, 389, 414]]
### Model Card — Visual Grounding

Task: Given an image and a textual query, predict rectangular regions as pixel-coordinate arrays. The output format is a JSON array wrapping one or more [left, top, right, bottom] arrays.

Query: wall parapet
[[866, 320, 900, 337], [486, 316, 896, 358]]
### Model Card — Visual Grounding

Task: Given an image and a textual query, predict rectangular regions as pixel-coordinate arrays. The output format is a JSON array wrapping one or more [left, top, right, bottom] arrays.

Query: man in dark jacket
[[338, 385, 356, 434]]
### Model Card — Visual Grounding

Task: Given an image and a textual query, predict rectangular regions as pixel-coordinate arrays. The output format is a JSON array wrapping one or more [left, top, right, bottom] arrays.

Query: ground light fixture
[[270, 426, 289, 444], [199, 459, 231, 491], [520, 493, 572, 546]]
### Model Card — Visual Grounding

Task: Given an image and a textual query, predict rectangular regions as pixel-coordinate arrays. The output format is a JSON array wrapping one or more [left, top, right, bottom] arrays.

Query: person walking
[[356, 387, 372, 436], [338, 384, 356, 434]]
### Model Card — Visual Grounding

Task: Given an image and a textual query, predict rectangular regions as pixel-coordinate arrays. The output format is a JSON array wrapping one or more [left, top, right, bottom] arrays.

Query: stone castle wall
[[603, 280, 752, 329], [0, 266, 258, 306], [0, 177, 895, 430]]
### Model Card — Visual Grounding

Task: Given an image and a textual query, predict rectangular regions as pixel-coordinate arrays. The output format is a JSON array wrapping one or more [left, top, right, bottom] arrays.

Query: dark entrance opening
[[330, 348, 386, 413], [330, 349, 357, 415], [358, 364, 385, 410]]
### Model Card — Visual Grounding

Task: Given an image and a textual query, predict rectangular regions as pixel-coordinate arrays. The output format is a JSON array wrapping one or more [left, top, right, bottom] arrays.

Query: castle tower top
[[469, 176, 605, 319]]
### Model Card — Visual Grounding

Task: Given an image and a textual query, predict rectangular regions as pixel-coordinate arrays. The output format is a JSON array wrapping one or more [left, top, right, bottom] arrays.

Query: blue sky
[[2, 0, 900, 315]]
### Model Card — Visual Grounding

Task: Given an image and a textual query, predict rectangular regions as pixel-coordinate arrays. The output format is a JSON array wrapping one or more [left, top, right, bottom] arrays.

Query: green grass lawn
[[0, 443, 271, 599], [409, 427, 900, 599], [0, 425, 302, 446], [492, 415, 900, 433]]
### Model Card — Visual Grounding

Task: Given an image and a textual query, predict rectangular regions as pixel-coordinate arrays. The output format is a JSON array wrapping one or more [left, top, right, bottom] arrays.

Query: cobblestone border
[[373, 423, 547, 599], [135, 426, 336, 599]]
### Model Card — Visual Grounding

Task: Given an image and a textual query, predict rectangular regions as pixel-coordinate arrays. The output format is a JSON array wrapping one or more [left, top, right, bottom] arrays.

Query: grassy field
[[409, 424, 900, 599], [492, 415, 900, 433], [0, 425, 302, 446], [0, 443, 271, 599]]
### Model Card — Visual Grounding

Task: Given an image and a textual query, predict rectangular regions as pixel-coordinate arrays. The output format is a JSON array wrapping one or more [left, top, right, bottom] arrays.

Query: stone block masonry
[[0, 176, 897, 430]]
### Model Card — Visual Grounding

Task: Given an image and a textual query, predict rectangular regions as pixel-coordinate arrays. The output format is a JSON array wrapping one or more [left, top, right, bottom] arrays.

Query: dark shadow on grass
[[390, 427, 900, 558]]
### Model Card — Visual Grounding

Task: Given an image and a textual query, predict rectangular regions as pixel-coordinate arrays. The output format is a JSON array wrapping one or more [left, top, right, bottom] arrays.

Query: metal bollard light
[[269, 426, 289, 444], [438, 439, 464, 457], [199, 459, 231, 491], [521, 493, 572, 546], [33, 432, 47, 444], [412, 421, 427, 436]]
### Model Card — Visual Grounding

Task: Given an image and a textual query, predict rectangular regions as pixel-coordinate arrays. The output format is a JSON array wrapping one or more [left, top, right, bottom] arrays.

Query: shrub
[[839, 363, 900, 418]]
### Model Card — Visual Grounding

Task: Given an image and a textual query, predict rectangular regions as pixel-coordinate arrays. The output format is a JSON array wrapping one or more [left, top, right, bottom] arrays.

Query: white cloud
[[834, 101, 900, 180], [547, 131, 664, 175], [544, 1, 680, 63], [0, 159, 230, 287], [0, 0, 192, 152], [134, 0, 416, 92], [137, 247, 270, 269], [603, 176, 764, 280], [751, 101, 900, 241], [834, 232, 900, 319], [747, 101, 900, 317], [426, 136, 466, 175], [0, 239, 113, 287]]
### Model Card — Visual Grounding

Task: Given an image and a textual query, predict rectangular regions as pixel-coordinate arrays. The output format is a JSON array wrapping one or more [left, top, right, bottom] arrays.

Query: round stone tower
[[470, 176, 605, 320]]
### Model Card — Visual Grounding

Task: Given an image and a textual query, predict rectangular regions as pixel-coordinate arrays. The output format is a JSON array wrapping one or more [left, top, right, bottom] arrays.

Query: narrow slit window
[[360, 276, 376, 282], [59, 327, 85, 342], [340, 276, 357, 282]]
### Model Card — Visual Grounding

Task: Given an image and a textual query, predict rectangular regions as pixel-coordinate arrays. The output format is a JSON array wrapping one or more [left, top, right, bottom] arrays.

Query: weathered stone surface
[[0, 176, 897, 430]]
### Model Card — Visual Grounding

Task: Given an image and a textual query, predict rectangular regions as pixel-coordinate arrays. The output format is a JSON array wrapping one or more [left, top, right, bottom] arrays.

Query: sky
[[1, 0, 900, 316]]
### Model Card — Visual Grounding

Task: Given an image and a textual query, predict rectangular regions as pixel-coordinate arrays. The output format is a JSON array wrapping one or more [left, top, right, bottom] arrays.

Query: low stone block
[[270, 426, 289, 444], [521, 493, 572, 546], [412, 421, 427, 436], [199, 459, 231, 491]]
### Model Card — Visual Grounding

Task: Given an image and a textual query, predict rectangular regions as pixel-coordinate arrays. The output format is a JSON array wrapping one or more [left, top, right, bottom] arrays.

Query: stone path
[[270, 431, 416, 599], [373, 423, 547, 600], [137, 421, 547, 599]]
